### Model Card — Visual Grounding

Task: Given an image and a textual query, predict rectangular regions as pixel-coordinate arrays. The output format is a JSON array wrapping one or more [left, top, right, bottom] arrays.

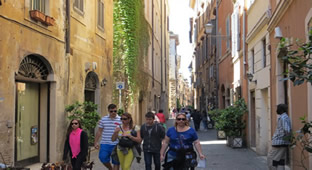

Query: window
[[98, 0, 104, 29], [262, 38, 266, 67], [74, 0, 84, 14], [231, 4, 240, 56], [203, 38, 206, 60], [226, 16, 230, 49], [210, 65, 214, 78], [31, 0, 46, 13], [251, 49, 254, 73]]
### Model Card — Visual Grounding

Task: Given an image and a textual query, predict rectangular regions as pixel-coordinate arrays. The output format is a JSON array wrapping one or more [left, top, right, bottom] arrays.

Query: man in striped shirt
[[267, 104, 291, 170], [94, 104, 121, 170]]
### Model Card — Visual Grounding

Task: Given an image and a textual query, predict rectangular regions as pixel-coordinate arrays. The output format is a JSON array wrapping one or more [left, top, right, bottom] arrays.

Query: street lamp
[[205, 22, 213, 34], [247, 73, 257, 84]]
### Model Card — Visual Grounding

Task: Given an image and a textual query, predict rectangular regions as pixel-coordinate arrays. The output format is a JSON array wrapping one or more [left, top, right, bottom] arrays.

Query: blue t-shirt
[[166, 127, 198, 156]]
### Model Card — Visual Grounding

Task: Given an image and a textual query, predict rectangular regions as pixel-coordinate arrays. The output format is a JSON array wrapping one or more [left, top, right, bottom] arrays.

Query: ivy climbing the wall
[[113, 0, 150, 109]]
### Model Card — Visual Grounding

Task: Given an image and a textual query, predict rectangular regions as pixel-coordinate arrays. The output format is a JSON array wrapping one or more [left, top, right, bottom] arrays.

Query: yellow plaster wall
[[247, 0, 269, 36], [0, 0, 66, 164]]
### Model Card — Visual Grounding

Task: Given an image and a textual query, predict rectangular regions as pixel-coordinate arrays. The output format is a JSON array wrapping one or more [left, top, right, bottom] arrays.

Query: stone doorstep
[[25, 163, 42, 170], [24, 147, 97, 170]]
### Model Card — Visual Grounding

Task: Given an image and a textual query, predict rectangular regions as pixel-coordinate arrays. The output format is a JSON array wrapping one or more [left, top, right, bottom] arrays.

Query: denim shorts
[[99, 144, 120, 165]]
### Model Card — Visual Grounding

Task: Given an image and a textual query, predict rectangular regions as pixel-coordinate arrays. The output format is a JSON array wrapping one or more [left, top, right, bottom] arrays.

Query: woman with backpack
[[111, 113, 142, 170], [160, 113, 205, 170]]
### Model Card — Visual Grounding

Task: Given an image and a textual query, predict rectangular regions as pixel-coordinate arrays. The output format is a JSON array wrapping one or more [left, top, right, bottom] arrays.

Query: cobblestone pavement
[[91, 118, 268, 170]]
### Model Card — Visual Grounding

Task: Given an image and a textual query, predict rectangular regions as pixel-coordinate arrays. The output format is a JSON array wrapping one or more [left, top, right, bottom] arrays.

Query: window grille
[[31, 0, 45, 13]]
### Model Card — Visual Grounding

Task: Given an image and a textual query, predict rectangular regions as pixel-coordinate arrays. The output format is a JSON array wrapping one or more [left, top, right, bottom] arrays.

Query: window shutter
[[231, 13, 236, 56], [80, 0, 84, 11], [236, 12, 240, 51]]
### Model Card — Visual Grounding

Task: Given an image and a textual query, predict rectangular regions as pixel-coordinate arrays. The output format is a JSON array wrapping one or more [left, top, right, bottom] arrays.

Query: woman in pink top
[[63, 119, 88, 170]]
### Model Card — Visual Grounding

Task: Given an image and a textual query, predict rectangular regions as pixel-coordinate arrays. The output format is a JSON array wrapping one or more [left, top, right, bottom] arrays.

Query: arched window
[[18, 55, 50, 80]]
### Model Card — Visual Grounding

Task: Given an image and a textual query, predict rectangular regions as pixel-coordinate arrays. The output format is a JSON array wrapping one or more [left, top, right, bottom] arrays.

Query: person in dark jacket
[[140, 112, 165, 170], [63, 119, 88, 170], [191, 110, 202, 131]]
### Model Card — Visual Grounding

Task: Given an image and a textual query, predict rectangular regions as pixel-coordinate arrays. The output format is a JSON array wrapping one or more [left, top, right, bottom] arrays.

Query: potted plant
[[44, 16, 55, 26], [29, 10, 45, 23], [210, 109, 226, 139], [213, 99, 247, 147], [65, 101, 101, 169]]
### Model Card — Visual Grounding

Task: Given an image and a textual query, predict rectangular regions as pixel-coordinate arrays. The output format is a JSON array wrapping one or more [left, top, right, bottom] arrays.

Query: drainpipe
[[215, 0, 219, 109], [160, 0, 163, 107], [243, 9, 246, 76], [152, 0, 155, 88], [65, 0, 71, 95], [243, 8, 251, 148], [66, 0, 70, 53]]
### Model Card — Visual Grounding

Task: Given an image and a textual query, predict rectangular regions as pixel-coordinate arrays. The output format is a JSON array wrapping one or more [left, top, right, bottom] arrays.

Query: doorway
[[250, 91, 256, 148], [15, 54, 53, 166], [15, 82, 40, 165]]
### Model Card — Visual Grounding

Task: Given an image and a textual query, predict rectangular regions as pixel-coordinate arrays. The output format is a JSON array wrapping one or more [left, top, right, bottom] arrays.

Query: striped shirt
[[272, 113, 291, 146], [98, 115, 121, 145]]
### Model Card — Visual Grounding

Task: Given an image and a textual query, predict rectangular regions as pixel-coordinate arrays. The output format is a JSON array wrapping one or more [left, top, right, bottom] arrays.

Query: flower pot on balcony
[[29, 10, 45, 23], [44, 16, 55, 26]]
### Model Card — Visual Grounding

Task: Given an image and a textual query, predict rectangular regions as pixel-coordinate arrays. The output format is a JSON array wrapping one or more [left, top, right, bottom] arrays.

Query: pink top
[[69, 128, 82, 158]]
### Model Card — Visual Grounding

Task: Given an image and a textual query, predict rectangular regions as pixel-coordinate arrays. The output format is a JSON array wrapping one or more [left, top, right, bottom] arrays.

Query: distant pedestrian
[[160, 113, 205, 170], [192, 110, 201, 131], [94, 104, 121, 170], [63, 119, 88, 170], [141, 112, 165, 170], [201, 110, 208, 131], [112, 113, 142, 170], [267, 104, 291, 170], [156, 109, 167, 130], [171, 109, 176, 119]]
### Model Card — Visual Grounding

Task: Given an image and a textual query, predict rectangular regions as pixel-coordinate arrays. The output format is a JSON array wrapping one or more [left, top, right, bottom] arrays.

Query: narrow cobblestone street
[[90, 119, 268, 170]]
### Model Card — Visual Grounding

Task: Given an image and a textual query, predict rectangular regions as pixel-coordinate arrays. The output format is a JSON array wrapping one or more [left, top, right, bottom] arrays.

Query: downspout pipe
[[215, 0, 219, 109], [243, 9, 246, 76], [152, 0, 155, 88], [66, 0, 70, 53], [243, 8, 251, 148]]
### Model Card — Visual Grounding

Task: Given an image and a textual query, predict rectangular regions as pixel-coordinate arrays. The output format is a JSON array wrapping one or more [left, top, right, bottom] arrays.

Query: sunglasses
[[110, 110, 117, 113], [71, 122, 78, 125], [177, 118, 186, 121], [121, 118, 128, 120]]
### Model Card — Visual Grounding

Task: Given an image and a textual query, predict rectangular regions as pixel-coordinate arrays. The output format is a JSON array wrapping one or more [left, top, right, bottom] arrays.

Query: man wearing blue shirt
[[267, 104, 291, 170]]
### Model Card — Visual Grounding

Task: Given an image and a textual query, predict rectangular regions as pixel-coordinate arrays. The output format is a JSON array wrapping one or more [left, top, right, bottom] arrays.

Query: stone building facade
[[0, 0, 113, 166], [169, 32, 180, 110]]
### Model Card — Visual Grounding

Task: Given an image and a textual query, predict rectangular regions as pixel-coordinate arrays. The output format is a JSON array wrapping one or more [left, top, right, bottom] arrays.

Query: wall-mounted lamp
[[274, 27, 283, 39], [205, 22, 213, 34], [101, 78, 108, 87], [247, 73, 257, 84]]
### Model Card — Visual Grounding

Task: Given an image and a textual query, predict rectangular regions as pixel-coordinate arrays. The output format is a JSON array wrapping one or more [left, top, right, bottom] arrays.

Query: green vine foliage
[[113, 0, 150, 109], [278, 28, 312, 86]]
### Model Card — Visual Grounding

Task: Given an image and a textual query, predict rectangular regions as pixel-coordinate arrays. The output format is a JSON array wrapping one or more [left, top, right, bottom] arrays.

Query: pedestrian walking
[[63, 119, 88, 170], [267, 104, 291, 170], [94, 104, 121, 170], [201, 110, 208, 131], [191, 110, 201, 131], [160, 113, 205, 170], [111, 113, 142, 170], [156, 109, 167, 130], [140, 112, 165, 170]]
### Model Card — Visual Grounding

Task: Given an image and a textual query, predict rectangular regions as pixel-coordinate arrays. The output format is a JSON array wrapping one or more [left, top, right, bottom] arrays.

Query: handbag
[[118, 125, 135, 148]]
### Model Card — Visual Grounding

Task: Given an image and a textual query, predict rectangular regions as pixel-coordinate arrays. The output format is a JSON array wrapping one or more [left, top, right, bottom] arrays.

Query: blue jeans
[[202, 120, 208, 129], [144, 152, 160, 170]]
